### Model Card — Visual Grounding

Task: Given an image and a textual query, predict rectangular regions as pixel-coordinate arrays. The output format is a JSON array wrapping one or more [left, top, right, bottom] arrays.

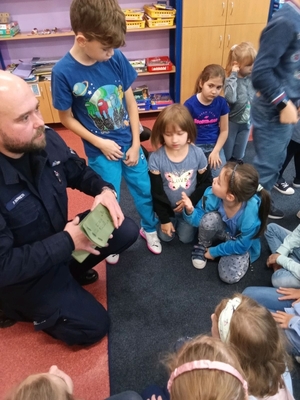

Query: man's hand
[[95, 137, 124, 160], [161, 222, 175, 237], [279, 101, 298, 124], [277, 287, 300, 306], [123, 145, 139, 166], [271, 310, 294, 328], [92, 190, 124, 229], [181, 192, 194, 214], [64, 216, 100, 255]]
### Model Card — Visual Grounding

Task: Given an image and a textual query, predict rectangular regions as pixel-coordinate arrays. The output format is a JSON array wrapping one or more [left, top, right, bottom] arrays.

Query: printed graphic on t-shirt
[[194, 111, 218, 126], [165, 170, 194, 190], [72, 82, 129, 133]]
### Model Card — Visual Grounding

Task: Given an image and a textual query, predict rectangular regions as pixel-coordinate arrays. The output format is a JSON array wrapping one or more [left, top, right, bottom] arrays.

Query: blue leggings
[[89, 146, 158, 232]]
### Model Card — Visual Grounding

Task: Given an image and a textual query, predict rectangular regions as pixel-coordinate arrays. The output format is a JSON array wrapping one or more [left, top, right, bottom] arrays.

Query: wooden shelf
[[0, 31, 74, 41], [139, 109, 162, 114], [138, 65, 176, 76], [0, 25, 176, 41]]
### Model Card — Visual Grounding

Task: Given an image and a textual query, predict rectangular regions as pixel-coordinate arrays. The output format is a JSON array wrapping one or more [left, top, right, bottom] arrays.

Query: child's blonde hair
[[70, 0, 126, 48], [225, 42, 257, 77], [214, 293, 291, 398], [166, 335, 247, 400], [222, 162, 270, 237], [4, 374, 74, 400], [194, 64, 225, 94], [151, 103, 197, 149]]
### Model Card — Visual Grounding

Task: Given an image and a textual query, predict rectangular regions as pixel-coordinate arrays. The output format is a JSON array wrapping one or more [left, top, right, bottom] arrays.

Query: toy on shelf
[[0, 21, 19, 37], [146, 56, 173, 72], [129, 58, 147, 73], [123, 9, 146, 29], [133, 85, 151, 111], [150, 92, 173, 109]]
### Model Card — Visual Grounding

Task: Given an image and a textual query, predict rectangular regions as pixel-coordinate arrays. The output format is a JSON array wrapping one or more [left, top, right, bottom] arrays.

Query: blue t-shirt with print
[[184, 95, 229, 145], [51, 49, 137, 158]]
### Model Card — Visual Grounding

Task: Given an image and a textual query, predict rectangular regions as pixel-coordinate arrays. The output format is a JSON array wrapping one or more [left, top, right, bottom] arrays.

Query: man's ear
[[76, 33, 87, 47]]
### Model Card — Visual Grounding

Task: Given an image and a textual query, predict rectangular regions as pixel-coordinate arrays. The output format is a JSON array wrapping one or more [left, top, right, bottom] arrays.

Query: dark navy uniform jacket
[[0, 127, 113, 316]]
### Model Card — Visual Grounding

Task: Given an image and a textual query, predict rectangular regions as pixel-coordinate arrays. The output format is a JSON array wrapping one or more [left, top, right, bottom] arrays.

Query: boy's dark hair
[[194, 64, 225, 94], [151, 103, 197, 149], [70, 0, 126, 48], [223, 162, 271, 238]]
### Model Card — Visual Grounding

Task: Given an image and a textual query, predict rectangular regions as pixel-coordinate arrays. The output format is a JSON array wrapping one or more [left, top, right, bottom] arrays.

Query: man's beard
[[2, 126, 46, 154]]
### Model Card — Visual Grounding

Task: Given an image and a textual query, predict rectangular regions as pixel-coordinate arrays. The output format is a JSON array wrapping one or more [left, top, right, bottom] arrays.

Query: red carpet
[[0, 126, 109, 400]]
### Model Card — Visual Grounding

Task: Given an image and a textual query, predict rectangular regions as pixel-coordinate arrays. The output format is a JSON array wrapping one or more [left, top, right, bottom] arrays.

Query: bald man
[[0, 71, 139, 345]]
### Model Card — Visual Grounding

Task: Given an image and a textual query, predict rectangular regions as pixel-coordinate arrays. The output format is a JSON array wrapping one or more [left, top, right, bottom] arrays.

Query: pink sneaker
[[140, 228, 162, 254]]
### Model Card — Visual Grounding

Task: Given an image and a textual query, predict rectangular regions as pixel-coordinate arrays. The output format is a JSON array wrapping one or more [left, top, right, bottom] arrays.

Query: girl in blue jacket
[[182, 162, 270, 283]]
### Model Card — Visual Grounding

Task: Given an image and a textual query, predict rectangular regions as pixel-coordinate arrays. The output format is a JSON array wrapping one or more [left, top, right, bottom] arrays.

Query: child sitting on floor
[[212, 293, 294, 400], [182, 162, 270, 283]]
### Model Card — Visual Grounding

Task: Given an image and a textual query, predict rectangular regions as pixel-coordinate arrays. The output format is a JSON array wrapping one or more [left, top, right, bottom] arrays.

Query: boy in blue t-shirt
[[51, 0, 161, 261]]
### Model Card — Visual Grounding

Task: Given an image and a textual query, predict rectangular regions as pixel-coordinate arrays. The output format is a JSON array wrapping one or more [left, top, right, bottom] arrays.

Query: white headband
[[218, 297, 242, 342]]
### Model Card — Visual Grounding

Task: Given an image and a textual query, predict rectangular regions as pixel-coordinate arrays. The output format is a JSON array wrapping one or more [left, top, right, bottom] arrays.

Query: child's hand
[[173, 199, 184, 213], [266, 253, 280, 266], [208, 150, 222, 170], [161, 222, 175, 237], [232, 61, 240, 73], [271, 310, 294, 328], [97, 138, 124, 160], [279, 101, 298, 124], [181, 192, 194, 214], [123, 145, 139, 166], [205, 249, 214, 260], [277, 287, 300, 305]]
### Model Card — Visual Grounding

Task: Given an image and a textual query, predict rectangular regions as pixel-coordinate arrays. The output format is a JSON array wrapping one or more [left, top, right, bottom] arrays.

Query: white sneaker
[[297, 210, 300, 219], [106, 254, 120, 264], [295, 356, 300, 364], [192, 258, 207, 269], [139, 228, 162, 254]]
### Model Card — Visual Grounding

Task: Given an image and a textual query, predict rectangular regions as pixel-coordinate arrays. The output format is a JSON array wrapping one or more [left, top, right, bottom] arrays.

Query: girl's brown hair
[[225, 42, 257, 77], [214, 294, 290, 398], [166, 335, 246, 400], [151, 103, 197, 149], [5, 374, 74, 400], [70, 0, 126, 48], [222, 162, 270, 238], [194, 64, 225, 94]]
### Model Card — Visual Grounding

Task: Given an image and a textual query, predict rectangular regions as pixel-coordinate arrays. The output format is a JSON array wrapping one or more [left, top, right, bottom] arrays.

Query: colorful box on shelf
[[133, 84, 149, 101], [146, 56, 173, 72], [144, 14, 175, 27], [144, 5, 176, 18], [0, 21, 19, 37], [123, 9, 144, 20], [150, 92, 173, 110], [129, 58, 147, 73], [126, 20, 146, 29]]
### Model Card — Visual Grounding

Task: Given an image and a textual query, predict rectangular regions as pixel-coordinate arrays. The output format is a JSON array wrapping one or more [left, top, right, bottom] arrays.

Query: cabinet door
[[44, 81, 61, 123], [226, 0, 270, 25], [222, 23, 266, 66], [180, 26, 225, 102], [183, 0, 227, 28], [30, 81, 54, 124]]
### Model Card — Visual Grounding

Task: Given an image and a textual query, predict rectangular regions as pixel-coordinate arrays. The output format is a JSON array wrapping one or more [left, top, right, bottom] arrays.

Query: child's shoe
[[293, 178, 300, 188], [273, 181, 295, 195], [140, 228, 162, 254], [106, 254, 120, 264], [297, 210, 300, 219], [191, 243, 207, 269]]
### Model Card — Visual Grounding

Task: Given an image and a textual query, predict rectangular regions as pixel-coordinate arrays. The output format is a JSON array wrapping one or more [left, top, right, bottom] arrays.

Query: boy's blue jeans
[[251, 95, 294, 191], [265, 223, 300, 288], [89, 145, 158, 233]]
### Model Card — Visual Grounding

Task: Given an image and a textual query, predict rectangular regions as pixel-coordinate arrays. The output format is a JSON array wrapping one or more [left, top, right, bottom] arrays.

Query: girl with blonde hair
[[212, 293, 294, 400], [224, 42, 257, 162]]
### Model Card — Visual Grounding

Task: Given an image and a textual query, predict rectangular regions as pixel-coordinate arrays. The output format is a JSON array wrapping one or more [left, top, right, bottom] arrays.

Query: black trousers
[[279, 139, 300, 180], [4, 216, 139, 346]]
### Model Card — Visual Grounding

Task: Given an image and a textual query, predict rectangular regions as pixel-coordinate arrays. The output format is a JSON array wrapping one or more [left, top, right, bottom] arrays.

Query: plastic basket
[[126, 20, 146, 29], [123, 9, 144, 21], [144, 5, 176, 18], [145, 16, 175, 27]]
